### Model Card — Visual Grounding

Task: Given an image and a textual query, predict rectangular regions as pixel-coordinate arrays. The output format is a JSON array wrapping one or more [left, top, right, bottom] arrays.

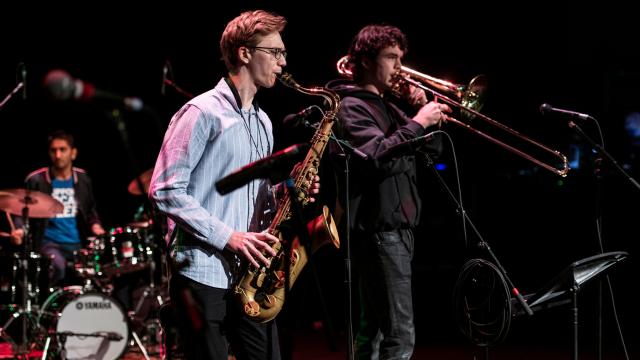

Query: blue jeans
[[355, 229, 415, 360]]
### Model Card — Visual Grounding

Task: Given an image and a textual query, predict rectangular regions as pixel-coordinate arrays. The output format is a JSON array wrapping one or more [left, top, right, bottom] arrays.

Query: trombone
[[336, 56, 570, 177]]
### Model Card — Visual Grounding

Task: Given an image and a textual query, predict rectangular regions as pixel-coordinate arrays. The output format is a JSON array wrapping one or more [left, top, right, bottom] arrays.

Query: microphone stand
[[278, 176, 336, 359], [567, 120, 636, 360], [299, 120, 366, 360], [331, 151, 355, 360], [163, 79, 194, 99], [105, 108, 158, 360], [417, 151, 534, 315], [106, 106, 166, 253], [329, 136, 367, 360], [161, 60, 194, 100], [0, 82, 24, 110], [568, 121, 640, 191]]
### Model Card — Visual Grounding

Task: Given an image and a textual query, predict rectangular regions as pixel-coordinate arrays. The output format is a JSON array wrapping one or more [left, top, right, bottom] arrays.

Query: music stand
[[515, 251, 629, 360]]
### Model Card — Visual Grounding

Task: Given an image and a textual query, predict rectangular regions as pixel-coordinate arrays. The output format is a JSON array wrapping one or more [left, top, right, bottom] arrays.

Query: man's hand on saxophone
[[307, 174, 321, 202], [225, 231, 279, 269], [287, 162, 321, 203]]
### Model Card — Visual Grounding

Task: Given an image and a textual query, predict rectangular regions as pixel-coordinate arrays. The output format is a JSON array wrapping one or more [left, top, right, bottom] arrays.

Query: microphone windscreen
[[283, 113, 298, 126], [43, 70, 75, 100], [539, 103, 552, 114]]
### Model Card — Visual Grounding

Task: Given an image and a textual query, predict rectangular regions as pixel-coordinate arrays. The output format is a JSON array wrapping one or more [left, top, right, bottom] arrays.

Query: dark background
[[1, 1, 638, 358]]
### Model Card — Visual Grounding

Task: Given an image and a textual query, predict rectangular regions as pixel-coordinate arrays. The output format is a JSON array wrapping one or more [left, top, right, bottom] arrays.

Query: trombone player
[[327, 24, 451, 359]]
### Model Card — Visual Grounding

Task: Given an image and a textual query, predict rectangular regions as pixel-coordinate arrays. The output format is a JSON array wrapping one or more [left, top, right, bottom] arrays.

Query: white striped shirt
[[149, 78, 273, 288]]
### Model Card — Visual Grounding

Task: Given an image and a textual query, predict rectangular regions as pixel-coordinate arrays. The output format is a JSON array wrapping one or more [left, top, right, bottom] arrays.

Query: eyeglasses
[[248, 46, 288, 60]]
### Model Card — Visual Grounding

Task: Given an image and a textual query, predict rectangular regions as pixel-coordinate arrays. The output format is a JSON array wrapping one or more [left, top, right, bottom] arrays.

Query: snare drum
[[38, 286, 129, 360]]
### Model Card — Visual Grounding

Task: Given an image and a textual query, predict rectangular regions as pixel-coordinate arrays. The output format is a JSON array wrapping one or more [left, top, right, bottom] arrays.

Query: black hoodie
[[326, 79, 442, 234]]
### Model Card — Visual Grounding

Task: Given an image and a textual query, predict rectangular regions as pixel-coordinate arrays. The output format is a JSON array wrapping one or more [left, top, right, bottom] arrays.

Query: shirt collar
[[223, 77, 260, 114]]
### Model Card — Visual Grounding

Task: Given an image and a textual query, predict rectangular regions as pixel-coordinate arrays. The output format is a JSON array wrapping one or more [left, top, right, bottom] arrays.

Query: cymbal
[[0, 189, 64, 218], [128, 168, 154, 196]]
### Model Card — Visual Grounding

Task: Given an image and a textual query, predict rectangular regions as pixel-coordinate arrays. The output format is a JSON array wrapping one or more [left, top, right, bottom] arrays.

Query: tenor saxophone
[[234, 73, 341, 323]]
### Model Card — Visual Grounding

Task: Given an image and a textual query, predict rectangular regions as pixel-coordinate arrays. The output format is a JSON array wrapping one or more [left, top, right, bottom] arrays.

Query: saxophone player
[[327, 24, 451, 359], [149, 10, 318, 360]]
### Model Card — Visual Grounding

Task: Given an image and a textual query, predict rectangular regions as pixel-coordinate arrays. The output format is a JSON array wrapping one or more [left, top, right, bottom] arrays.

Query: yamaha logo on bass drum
[[75, 301, 113, 310]]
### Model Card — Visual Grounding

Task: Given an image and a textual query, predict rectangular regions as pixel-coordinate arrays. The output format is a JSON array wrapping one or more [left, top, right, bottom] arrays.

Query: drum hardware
[[0, 189, 62, 357], [73, 226, 151, 280], [128, 227, 169, 357], [62, 218, 166, 358], [123, 173, 171, 357], [131, 236, 164, 312]]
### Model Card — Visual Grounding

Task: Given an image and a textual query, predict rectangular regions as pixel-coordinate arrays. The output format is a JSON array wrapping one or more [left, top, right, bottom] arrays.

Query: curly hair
[[347, 24, 408, 81], [220, 10, 287, 71]]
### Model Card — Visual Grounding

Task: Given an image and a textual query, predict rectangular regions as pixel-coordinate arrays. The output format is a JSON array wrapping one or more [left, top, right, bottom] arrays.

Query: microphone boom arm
[[0, 82, 25, 110]]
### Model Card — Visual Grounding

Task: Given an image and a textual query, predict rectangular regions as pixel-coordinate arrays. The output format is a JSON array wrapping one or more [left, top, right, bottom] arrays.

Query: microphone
[[376, 133, 437, 162], [43, 69, 144, 111], [18, 63, 26, 100], [161, 61, 169, 95], [95, 332, 123, 341], [283, 106, 316, 127], [540, 103, 590, 120], [216, 143, 310, 195]]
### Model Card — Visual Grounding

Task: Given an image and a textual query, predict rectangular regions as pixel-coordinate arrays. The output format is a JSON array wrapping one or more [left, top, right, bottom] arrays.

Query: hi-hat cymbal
[[128, 168, 154, 196], [0, 189, 64, 218]]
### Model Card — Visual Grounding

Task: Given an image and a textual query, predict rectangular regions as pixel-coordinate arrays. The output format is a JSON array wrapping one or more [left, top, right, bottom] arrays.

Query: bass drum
[[38, 286, 130, 360]]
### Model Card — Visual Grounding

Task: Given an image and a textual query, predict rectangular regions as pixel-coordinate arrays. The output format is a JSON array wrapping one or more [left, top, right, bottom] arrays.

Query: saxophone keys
[[244, 301, 261, 317], [274, 270, 286, 289], [290, 249, 300, 267], [255, 271, 266, 288], [263, 294, 277, 309]]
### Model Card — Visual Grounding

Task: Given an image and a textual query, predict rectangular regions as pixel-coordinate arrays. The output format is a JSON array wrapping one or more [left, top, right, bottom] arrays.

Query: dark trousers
[[354, 229, 415, 360], [40, 241, 81, 287], [169, 274, 281, 360]]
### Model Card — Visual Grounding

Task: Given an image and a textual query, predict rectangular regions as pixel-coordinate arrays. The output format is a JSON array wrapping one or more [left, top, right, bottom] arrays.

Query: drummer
[[11, 130, 106, 286]]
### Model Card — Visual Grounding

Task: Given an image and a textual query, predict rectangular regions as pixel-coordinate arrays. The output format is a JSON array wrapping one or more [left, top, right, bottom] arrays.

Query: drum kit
[[0, 169, 167, 360]]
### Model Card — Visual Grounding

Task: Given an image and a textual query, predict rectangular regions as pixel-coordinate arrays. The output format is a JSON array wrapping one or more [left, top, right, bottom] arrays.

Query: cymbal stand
[[132, 251, 166, 316], [0, 202, 42, 358], [130, 240, 167, 356]]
